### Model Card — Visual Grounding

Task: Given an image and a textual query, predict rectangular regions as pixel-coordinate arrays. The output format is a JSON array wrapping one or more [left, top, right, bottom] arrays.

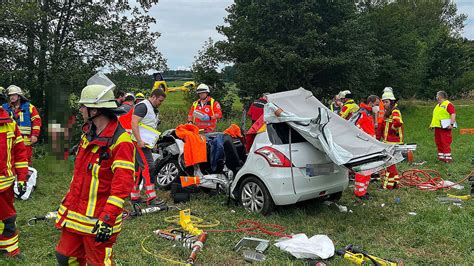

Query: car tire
[[154, 158, 182, 190], [239, 176, 275, 216]]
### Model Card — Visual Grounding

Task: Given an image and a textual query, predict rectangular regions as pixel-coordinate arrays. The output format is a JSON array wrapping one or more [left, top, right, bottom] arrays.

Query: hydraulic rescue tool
[[128, 203, 170, 218], [336, 244, 401, 266], [28, 211, 58, 226]]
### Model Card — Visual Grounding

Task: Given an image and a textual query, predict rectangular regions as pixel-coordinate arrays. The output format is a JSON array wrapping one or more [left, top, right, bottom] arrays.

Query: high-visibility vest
[[192, 98, 215, 123], [2, 102, 32, 136], [383, 107, 404, 144], [430, 100, 452, 128], [340, 99, 359, 120]]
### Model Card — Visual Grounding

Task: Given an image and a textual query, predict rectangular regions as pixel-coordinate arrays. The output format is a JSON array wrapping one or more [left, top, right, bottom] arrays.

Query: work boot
[[147, 198, 165, 206]]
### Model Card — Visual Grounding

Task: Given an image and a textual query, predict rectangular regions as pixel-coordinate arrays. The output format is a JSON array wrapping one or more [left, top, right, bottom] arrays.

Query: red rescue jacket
[[356, 103, 376, 137], [56, 119, 135, 235], [379, 105, 404, 144], [0, 108, 28, 192], [187, 96, 222, 133]]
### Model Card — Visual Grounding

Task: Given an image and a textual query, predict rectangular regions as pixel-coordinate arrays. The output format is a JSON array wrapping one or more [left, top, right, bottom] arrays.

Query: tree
[[191, 38, 234, 117], [217, 0, 380, 101], [0, 1, 166, 156]]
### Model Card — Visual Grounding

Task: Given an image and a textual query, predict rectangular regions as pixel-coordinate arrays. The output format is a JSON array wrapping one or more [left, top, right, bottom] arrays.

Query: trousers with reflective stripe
[[131, 144, 156, 201], [0, 188, 20, 256], [382, 165, 400, 189], [354, 174, 370, 197]]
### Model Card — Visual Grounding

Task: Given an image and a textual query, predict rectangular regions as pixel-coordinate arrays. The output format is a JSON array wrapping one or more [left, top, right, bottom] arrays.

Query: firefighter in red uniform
[[338, 90, 359, 120], [0, 103, 28, 257], [2, 85, 42, 165], [430, 91, 456, 163], [378, 91, 404, 190], [55, 83, 135, 265], [187, 84, 222, 133], [353, 95, 379, 200]]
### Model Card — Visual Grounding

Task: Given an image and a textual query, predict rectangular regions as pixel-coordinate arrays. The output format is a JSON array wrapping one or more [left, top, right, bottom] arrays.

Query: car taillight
[[255, 147, 292, 167]]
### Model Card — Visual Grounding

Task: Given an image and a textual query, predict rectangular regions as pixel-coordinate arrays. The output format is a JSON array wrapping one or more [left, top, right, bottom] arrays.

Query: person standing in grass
[[353, 95, 380, 200], [379, 90, 404, 190], [187, 84, 222, 132], [55, 84, 135, 265], [0, 104, 28, 258], [430, 91, 456, 163]]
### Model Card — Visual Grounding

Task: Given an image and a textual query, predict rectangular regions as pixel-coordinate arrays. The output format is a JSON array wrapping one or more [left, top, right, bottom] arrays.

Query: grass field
[[2, 92, 474, 265]]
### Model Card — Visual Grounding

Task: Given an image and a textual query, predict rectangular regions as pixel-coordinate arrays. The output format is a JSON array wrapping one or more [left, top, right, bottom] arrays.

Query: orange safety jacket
[[0, 108, 28, 192], [56, 119, 135, 235], [379, 105, 404, 144], [356, 103, 376, 138], [187, 96, 222, 132], [175, 124, 207, 167]]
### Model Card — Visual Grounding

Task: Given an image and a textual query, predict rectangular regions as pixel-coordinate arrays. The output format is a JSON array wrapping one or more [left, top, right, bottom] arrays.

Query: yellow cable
[[164, 215, 220, 228], [141, 234, 190, 266]]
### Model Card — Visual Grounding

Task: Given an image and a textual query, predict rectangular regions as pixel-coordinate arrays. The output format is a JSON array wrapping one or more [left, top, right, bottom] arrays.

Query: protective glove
[[17, 181, 27, 197], [91, 220, 113, 242]]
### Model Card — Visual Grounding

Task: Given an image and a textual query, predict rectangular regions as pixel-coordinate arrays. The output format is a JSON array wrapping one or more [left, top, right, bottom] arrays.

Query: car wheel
[[239, 176, 275, 215], [154, 158, 181, 189]]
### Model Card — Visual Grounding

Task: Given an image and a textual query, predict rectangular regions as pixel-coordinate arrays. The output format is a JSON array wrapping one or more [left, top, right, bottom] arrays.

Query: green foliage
[[217, 0, 472, 101], [191, 38, 235, 117]]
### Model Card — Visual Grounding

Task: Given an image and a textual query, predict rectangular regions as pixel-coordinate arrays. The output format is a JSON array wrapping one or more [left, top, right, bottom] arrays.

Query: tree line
[[209, 0, 474, 102]]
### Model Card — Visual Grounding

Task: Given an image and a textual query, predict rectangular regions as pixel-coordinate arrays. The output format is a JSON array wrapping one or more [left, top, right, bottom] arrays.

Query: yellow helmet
[[79, 84, 117, 108], [135, 93, 145, 100]]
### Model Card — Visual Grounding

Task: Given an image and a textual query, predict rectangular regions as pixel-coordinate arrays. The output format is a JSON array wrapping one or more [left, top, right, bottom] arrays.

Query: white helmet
[[6, 85, 28, 101], [338, 90, 351, 99], [383, 87, 393, 93], [196, 84, 210, 94], [381, 91, 396, 101]]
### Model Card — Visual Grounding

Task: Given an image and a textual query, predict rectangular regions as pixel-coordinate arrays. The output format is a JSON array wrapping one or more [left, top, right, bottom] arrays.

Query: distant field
[[2, 95, 473, 265]]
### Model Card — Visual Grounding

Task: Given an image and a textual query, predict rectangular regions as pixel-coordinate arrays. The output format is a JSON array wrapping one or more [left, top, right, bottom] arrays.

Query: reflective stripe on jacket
[[187, 97, 222, 132], [381, 105, 404, 144], [56, 119, 135, 235], [339, 100, 359, 120], [0, 109, 28, 192]]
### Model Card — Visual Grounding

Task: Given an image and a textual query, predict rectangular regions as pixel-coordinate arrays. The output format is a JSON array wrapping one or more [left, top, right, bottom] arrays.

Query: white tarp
[[264, 88, 403, 174]]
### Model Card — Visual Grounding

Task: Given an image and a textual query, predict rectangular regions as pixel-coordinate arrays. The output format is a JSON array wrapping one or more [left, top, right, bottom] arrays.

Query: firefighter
[[135, 93, 145, 104], [2, 85, 42, 165], [0, 104, 28, 258], [375, 87, 392, 139], [130, 89, 166, 206], [353, 95, 379, 200], [187, 84, 222, 133], [55, 84, 135, 265], [379, 91, 404, 190], [430, 91, 456, 163], [338, 90, 359, 120]]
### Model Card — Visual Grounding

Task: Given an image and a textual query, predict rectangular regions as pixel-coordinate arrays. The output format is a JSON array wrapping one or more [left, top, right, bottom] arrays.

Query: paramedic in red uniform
[[187, 84, 222, 133], [2, 85, 42, 165], [378, 91, 404, 190], [55, 84, 135, 265], [353, 95, 380, 200], [430, 91, 456, 162], [0, 104, 28, 258]]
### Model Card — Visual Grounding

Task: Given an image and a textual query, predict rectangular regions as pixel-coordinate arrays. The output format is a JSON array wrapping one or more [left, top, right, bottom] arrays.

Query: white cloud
[[456, 0, 474, 39], [151, 0, 233, 69]]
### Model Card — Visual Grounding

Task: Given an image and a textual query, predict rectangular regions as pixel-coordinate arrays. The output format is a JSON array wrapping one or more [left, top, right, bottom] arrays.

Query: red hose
[[206, 220, 292, 238], [400, 169, 473, 191]]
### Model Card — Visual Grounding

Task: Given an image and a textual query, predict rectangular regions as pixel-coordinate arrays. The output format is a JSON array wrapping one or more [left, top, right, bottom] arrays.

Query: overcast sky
[[151, 0, 474, 70]]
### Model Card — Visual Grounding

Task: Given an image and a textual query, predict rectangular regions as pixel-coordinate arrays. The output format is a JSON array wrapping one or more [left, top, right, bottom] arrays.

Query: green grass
[[2, 96, 473, 265]]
